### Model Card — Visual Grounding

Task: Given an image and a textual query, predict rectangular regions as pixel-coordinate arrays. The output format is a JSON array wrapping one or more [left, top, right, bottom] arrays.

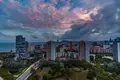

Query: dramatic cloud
[[62, 0, 120, 41], [0, 0, 119, 42]]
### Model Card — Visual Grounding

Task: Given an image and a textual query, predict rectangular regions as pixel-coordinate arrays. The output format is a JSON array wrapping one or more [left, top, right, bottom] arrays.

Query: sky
[[0, 0, 120, 42]]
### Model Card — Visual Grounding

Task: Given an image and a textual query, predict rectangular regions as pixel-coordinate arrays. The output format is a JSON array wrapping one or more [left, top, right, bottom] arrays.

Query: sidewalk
[[0, 77, 3, 80]]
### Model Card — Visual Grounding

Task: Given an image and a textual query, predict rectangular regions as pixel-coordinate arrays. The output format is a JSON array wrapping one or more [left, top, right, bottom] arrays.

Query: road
[[16, 60, 41, 80], [0, 77, 3, 80]]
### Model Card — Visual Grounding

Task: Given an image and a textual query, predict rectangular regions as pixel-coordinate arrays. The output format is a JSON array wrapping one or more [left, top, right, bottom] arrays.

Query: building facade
[[79, 41, 86, 60], [46, 41, 56, 60], [113, 42, 120, 62], [79, 41, 90, 62], [16, 35, 29, 59], [44, 41, 90, 61]]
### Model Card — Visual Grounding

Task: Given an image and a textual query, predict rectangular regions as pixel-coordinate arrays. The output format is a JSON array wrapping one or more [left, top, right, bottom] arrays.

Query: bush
[[9, 69, 18, 74], [43, 75, 48, 80]]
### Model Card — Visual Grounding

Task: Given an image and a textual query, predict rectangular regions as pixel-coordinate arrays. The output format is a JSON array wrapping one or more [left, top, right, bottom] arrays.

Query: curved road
[[16, 60, 41, 80]]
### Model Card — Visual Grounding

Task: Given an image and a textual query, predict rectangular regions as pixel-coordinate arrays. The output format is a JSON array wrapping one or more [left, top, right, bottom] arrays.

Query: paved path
[[0, 77, 3, 80]]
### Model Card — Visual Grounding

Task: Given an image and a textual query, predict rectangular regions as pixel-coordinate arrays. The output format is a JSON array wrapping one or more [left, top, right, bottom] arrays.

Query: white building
[[118, 43, 120, 62], [0, 60, 3, 68], [113, 42, 120, 62]]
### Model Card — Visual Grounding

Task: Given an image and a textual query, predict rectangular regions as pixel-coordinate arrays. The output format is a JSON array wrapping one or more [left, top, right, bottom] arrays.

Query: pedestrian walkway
[[0, 77, 3, 80]]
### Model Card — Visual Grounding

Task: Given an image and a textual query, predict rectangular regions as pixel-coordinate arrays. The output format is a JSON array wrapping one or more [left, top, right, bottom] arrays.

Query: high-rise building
[[86, 42, 90, 62], [113, 41, 120, 62], [79, 40, 90, 62], [46, 41, 56, 60], [16, 35, 29, 59], [79, 41, 85, 60]]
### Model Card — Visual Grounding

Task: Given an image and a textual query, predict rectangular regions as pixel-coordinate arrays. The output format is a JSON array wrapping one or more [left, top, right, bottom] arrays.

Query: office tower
[[46, 41, 56, 60], [79, 41, 86, 60], [16, 35, 29, 59], [86, 42, 90, 62], [113, 41, 120, 62], [79, 40, 90, 62]]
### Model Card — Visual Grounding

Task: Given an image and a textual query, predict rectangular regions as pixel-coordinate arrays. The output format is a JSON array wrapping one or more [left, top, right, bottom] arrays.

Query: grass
[[0, 68, 13, 80], [0, 55, 36, 80], [27, 67, 51, 80], [70, 68, 88, 80], [28, 67, 88, 80], [36, 67, 51, 76], [0, 67, 27, 80]]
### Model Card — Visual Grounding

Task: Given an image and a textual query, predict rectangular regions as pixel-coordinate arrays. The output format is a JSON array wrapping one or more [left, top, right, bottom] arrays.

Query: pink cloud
[[0, 0, 102, 33]]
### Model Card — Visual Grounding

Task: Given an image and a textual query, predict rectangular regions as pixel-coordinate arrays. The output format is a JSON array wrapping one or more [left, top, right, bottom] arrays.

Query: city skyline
[[0, 1, 120, 80], [0, 0, 120, 42]]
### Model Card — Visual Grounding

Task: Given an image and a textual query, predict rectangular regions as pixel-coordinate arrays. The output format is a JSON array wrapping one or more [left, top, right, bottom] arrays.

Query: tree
[[31, 68, 35, 73], [43, 75, 48, 80]]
